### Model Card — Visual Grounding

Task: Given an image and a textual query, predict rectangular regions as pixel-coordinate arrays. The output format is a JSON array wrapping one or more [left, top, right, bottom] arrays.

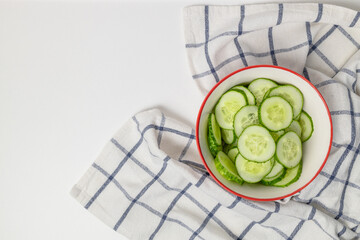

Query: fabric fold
[[71, 108, 358, 239], [183, 3, 360, 95]]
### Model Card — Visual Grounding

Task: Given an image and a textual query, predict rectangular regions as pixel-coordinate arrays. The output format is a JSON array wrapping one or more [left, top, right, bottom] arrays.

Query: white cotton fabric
[[71, 3, 360, 239]]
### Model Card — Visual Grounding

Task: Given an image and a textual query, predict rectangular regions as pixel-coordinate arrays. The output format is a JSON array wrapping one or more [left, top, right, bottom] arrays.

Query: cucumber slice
[[233, 105, 259, 137], [223, 140, 238, 153], [272, 162, 302, 187], [238, 125, 276, 162], [207, 78, 313, 189], [262, 88, 273, 101], [232, 85, 256, 105], [268, 85, 304, 119], [207, 113, 222, 156], [276, 131, 302, 168], [215, 90, 248, 129], [235, 154, 274, 183], [209, 113, 222, 145], [264, 159, 284, 179], [259, 96, 293, 131], [227, 147, 239, 162], [221, 129, 236, 145], [270, 130, 285, 142], [248, 78, 278, 105], [285, 120, 302, 137], [299, 111, 314, 142], [261, 168, 286, 186], [214, 151, 243, 184]]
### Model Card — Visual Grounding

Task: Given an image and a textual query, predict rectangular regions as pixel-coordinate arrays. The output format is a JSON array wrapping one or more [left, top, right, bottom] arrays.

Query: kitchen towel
[[71, 3, 360, 239]]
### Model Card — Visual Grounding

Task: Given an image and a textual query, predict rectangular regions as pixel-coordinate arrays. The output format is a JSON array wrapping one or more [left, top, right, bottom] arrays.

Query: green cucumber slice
[[270, 130, 285, 142], [299, 111, 314, 142], [227, 147, 239, 162], [285, 120, 302, 137], [268, 85, 304, 119], [276, 131, 302, 168], [238, 125, 276, 162], [235, 154, 274, 183], [272, 162, 302, 187], [248, 78, 278, 105], [214, 151, 243, 184], [233, 105, 259, 137], [207, 78, 313, 189], [207, 113, 222, 156], [262, 88, 272, 102], [209, 113, 222, 145], [259, 96, 293, 131], [232, 85, 256, 105], [223, 140, 238, 153], [264, 159, 284, 179], [221, 129, 236, 145], [215, 90, 248, 129], [261, 168, 286, 186]]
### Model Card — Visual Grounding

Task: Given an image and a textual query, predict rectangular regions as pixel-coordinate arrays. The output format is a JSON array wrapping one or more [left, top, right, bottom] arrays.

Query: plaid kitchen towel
[[71, 3, 360, 239]]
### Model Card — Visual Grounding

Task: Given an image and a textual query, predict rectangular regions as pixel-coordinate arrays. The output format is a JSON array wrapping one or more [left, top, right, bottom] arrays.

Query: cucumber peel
[[227, 147, 239, 162], [214, 151, 243, 184], [299, 111, 314, 142], [261, 168, 286, 186], [207, 113, 222, 156], [272, 162, 302, 187]]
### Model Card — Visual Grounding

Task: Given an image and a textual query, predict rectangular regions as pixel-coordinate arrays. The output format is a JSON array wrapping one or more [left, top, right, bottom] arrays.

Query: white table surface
[[1, 0, 359, 239]]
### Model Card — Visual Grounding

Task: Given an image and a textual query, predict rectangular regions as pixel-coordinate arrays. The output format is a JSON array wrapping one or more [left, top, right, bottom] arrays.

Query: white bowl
[[196, 65, 332, 201]]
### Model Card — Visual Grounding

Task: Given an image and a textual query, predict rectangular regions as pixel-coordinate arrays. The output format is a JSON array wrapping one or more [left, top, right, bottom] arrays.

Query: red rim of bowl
[[196, 64, 333, 201]]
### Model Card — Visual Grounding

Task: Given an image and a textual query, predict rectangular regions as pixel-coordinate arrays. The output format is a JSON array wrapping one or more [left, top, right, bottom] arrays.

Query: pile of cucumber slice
[[207, 78, 314, 187]]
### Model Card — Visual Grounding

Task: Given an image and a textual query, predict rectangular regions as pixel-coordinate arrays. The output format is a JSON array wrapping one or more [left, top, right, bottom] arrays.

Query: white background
[[0, 0, 359, 239]]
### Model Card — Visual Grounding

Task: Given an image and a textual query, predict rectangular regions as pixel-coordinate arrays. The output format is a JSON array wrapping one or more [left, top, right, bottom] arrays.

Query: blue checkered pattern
[[72, 3, 360, 239]]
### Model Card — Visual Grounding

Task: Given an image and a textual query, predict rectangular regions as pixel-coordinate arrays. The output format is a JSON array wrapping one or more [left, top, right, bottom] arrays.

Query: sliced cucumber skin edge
[[232, 85, 256, 105], [207, 114, 222, 157], [207, 133, 222, 157], [261, 169, 286, 186], [270, 130, 285, 142], [299, 111, 314, 142], [273, 162, 302, 187], [222, 128, 236, 145], [214, 151, 243, 184], [223, 141, 238, 153], [210, 113, 222, 145], [286, 120, 302, 138], [262, 88, 273, 102], [263, 158, 284, 179], [227, 148, 239, 163]]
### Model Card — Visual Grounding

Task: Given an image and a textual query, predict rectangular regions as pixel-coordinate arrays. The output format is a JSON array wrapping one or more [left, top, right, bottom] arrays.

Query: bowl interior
[[197, 66, 332, 201]]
